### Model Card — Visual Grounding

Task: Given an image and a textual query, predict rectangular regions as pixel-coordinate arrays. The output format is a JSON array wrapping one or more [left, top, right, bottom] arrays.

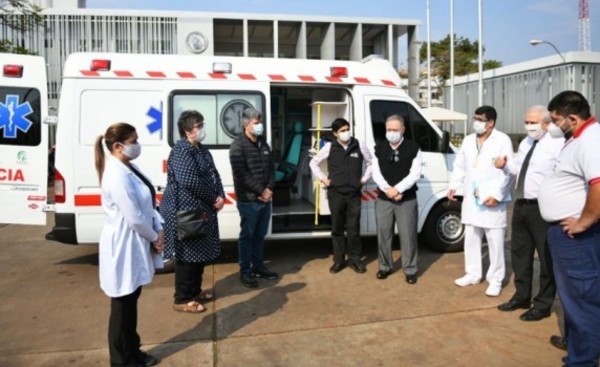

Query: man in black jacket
[[229, 108, 278, 288], [372, 115, 422, 284], [310, 118, 372, 274]]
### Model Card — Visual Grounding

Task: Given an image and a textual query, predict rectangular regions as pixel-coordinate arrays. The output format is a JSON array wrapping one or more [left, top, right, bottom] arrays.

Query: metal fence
[[446, 58, 600, 137]]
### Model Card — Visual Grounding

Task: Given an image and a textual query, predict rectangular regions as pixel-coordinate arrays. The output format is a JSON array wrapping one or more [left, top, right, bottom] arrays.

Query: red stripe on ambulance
[[177, 72, 196, 78], [147, 71, 166, 78], [113, 70, 133, 77], [238, 74, 256, 80], [209, 73, 227, 79]]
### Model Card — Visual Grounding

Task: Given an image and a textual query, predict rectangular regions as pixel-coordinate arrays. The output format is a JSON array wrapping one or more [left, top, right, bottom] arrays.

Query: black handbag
[[168, 165, 209, 241], [176, 209, 208, 241]]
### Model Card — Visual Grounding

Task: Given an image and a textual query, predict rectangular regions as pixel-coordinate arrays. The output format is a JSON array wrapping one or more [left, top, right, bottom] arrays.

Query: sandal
[[194, 291, 215, 303], [173, 301, 206, 313]]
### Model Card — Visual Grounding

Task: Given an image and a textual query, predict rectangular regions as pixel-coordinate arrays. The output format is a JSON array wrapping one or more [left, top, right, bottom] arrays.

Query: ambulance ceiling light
[[3, 64, 23, 78], [213, 62, 232, 74], [90, 59, 111, 71], [330, 66, 348, 78]]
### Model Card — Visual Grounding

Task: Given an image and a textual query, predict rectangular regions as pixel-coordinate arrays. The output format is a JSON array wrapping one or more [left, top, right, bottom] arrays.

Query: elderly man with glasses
[[371, 114, 423, 284]]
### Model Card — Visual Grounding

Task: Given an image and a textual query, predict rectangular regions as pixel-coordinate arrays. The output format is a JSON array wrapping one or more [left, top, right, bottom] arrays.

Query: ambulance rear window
[[0, 87, 42, 147]]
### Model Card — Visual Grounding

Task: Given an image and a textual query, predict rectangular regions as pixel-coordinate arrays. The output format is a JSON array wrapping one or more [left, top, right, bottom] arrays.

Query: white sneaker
[[485, 281, 502, 297], [454, 275, 481, 287]]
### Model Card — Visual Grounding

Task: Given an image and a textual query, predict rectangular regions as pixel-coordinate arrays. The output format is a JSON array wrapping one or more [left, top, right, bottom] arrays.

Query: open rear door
[[0, 54, 49, 225]]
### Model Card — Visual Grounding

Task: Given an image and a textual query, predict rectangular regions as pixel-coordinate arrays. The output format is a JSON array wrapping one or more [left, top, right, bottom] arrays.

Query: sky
[[86, 0, 599, 67]]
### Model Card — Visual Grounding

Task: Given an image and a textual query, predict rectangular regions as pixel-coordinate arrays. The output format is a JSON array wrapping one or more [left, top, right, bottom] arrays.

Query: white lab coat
[[98, 156, 163, 298], [449, 129, 513, 228]]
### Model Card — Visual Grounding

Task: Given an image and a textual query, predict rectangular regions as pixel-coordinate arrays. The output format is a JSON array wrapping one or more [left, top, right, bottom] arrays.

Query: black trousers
[[511, 201, 556, 311], [174, 260, 205, 304], [327, 190, 362, 265], [109, 286, 144, 367]]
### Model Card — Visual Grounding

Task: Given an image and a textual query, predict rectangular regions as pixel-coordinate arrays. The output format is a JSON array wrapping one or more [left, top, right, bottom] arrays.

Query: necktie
[[515, 140, 538, 199]]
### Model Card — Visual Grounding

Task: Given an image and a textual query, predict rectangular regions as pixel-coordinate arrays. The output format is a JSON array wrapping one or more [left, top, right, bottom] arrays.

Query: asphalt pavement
[[0, 213, 565, 367]]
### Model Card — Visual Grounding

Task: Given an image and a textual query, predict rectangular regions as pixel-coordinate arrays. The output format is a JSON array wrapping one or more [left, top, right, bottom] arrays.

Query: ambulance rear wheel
[[422, 200, 464, 253]]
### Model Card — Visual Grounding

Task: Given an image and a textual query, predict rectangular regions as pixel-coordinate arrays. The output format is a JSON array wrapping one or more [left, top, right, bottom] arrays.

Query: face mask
[[195, 128, 206, 143], [525, 123, 545, 141], [120, 142, 141, 160], [252, 123, 264, 137], [472, 120, 487, 135], [548, 118, 573, 139], [386, 131, 402, 144], [338, 131, 352, 143], [547, 123, 563, 138]]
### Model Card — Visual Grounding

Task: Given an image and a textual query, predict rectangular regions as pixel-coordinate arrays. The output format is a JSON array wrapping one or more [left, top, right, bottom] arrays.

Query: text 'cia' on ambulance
[[0, 53, 54, 227], [1, 52, 465, 253]]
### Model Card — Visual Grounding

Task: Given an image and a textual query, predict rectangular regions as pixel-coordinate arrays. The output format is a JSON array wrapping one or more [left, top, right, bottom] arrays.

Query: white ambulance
[[5, 52, 465, 252], [0, 54, 52, 227]]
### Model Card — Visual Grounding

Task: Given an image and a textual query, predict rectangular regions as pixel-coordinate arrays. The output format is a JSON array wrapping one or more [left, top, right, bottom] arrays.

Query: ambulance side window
[[0, 87, 42, 146], [369, 100, 441, 153], [170, 92, 265, 147]]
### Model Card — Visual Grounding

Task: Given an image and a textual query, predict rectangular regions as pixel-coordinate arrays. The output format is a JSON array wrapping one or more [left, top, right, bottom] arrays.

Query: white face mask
[[548, 119, 573, 139], [525, 123, 545, 140], [252, 123, 264, 137], [338, 130, 352, 143], [472, 120, 487, 135], [120, 142, 141, 160], [386, 131, 402, 144], [195, 128, 206, 143]]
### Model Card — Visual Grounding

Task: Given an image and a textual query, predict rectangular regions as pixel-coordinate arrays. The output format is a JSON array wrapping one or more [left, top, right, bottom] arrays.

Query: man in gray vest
[[372, 115, 423, 284]]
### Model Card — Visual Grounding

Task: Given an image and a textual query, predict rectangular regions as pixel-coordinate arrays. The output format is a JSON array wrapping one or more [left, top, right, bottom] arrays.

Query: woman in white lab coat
[[94, 122, 164, 367]]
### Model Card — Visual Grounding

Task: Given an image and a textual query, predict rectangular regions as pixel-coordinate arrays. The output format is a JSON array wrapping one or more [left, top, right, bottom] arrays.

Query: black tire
[[421, 200, 464, 253]]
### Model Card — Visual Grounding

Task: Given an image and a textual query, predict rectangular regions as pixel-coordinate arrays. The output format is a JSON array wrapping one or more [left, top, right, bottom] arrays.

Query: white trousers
[[463, 225, 505, 283]]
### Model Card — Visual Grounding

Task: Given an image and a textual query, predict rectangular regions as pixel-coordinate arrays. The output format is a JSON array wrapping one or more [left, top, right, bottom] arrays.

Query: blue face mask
[[252, 123, 264, 137]]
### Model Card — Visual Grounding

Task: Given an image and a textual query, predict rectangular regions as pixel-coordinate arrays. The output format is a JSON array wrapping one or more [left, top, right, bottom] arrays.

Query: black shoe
[[550, 335, 567, 351], [519, 308, 551, 321], [348, 261, 366, 274], [329, 262, 345, 274], [240, 273, 258, 288], [252, 266, 279, 280], [405, 273, 417, 284], [376, 270, 391, 279], [497, 298, 530, 312], [136, 352, 159, 367]]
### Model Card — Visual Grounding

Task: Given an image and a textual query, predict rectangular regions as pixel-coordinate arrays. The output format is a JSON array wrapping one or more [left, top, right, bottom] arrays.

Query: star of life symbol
[[0, 95, 34, 139]]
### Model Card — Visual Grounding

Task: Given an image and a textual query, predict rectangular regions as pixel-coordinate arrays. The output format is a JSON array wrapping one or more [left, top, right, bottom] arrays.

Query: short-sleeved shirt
[[539, 120, 600, 222]]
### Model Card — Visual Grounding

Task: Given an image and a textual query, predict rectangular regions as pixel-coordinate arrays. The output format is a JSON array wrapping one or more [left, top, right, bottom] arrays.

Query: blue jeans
[[548, 222, 600, 367], [237, 201, 271, 275]]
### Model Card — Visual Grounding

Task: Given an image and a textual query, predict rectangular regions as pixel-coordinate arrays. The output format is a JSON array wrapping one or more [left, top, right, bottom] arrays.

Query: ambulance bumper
[[45, 213, 77, 244]]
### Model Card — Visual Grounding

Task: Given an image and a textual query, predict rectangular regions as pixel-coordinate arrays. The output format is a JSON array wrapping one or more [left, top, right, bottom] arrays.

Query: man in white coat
[[447, 105, 513, 297]]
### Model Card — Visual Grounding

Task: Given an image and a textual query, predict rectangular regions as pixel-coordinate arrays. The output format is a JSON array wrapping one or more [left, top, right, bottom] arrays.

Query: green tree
[[420, 34, 502, 80], [0, 0, 44, 54]]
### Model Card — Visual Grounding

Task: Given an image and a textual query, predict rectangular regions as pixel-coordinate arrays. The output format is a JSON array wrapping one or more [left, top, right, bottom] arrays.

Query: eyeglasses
[[389, 150, 400, 163], [524, 121, 540, 125]]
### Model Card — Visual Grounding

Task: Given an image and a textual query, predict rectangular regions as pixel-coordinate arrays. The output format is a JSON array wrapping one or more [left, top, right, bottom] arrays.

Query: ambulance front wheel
[[422, 200, 464, 253]]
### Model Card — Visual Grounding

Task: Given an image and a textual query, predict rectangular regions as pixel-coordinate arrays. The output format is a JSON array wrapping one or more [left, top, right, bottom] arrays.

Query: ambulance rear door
[[0, 54, 49, 225]]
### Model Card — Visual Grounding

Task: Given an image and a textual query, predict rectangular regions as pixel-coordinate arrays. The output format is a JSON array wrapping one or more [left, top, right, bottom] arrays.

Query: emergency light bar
[[3, 64, 23, 78], [330, 67, 348, 78], [90, 59, 111, 71], [212, 62, 232, 74]]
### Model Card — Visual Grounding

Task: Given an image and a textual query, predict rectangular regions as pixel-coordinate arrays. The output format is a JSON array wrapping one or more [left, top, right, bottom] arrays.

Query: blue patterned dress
[[161, 139, 225, 263]]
